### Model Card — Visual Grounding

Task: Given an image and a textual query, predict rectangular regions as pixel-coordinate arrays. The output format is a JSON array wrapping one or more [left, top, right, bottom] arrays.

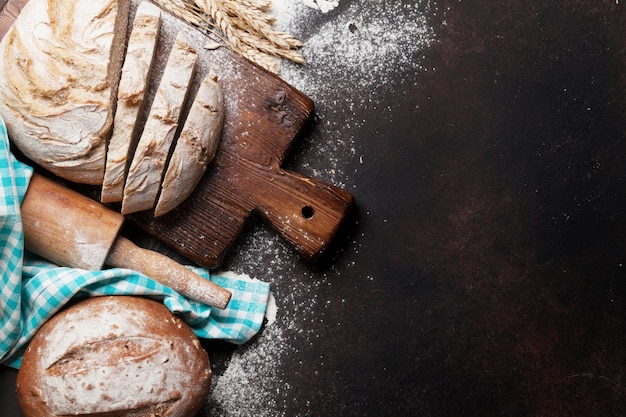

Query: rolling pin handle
[[106, 236, 232, 309]]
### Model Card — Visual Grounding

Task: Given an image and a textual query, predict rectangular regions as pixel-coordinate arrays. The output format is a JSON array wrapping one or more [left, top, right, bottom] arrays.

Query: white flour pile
[[204, 1, 437, 415]]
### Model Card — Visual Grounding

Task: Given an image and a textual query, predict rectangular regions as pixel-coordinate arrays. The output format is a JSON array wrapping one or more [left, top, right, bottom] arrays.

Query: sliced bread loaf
[[101, 1, 162, 203], [154, 71, 224, 217], [121, 31, 198, 214]]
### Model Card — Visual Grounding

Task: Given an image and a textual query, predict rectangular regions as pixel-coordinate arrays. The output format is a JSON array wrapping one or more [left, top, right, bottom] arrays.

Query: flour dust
[[204, 1, 437, 415], [272, 0, 438, 188]]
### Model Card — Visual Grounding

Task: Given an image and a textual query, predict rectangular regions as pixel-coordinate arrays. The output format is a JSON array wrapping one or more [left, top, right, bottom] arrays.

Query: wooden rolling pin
[[20, 173, 232, 309]]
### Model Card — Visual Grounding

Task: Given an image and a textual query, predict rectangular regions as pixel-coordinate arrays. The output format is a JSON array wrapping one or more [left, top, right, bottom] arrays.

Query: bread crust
[[102, 1, 162, 203], [122, 31, 197, 214], [0, 0, 130, 184], [154, 71, 224, 217], [17, 296, 211, 417]]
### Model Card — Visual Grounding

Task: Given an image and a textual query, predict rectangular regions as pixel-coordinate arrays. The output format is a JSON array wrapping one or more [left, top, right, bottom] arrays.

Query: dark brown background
[[2, 0, 626, 415]]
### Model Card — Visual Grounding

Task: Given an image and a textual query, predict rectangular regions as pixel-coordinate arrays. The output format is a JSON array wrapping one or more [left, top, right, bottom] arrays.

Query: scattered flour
[[302, 0, 339, 13], [205, 323, 293, 417], [205, 227, 328, 417], [274, 0, 437, 98], [205, 1, 437, 415], [270, 0, 438, 187]]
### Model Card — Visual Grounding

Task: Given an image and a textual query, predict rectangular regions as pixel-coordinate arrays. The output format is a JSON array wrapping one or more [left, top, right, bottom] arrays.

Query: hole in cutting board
[[301, 205, 315, 219]]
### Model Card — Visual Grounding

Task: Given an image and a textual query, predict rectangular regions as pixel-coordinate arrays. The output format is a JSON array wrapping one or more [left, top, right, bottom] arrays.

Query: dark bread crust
[[17, 296, 211, 417]]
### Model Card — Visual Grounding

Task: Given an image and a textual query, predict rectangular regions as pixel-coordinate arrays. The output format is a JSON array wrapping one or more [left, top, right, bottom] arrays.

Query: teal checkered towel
[[0, 117, 270, 368]]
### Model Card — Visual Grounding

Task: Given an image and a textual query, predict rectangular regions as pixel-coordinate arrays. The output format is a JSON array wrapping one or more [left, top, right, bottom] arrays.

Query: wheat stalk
[[154, 0, 304, 73], [240, 46, 280, 73], [229, 16, 302, 49], [151, 0, 223, 41], [235, 27, 305, 63], [230, 0, 272, 10]]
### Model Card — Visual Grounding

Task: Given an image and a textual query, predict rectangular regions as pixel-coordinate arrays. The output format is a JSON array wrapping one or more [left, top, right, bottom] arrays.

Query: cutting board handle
[[253, 168, 353, 262]]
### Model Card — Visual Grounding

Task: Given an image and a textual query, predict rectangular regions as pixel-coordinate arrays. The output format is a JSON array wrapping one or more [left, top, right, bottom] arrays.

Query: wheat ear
[[155, 0, 304, 73]]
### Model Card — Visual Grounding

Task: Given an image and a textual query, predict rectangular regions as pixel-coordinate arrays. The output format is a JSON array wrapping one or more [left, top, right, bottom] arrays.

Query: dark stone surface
[[2, 0, 626, 416]]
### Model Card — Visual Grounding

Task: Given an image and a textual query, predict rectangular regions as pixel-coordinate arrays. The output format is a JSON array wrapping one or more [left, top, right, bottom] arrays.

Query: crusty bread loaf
[[122, 31, 198, 214], [17, 296, 211, 417], [0, 0, 225, 209], [101, 1, 162, 203], [154, 71, 224, 217], [0, 0, 130, 184]]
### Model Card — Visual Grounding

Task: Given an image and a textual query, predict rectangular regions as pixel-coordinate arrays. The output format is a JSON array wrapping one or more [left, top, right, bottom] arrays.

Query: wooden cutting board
[[0, 0, 353, 269]]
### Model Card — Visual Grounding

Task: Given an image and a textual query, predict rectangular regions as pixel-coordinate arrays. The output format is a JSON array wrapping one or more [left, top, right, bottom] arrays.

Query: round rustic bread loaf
[[0, 0, 131, 185], [16, 296, 211, 417]]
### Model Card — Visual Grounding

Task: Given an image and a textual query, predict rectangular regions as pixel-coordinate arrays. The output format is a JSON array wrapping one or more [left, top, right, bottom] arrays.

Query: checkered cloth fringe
[[0, 117, 269, 368]]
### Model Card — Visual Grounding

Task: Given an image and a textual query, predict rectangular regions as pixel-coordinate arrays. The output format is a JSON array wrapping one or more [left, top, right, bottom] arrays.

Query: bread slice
[[121, 31, 198, 215], [0, 0, 130, 184], [101, 1, 162, 203], [154, 71, 224, 217]]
